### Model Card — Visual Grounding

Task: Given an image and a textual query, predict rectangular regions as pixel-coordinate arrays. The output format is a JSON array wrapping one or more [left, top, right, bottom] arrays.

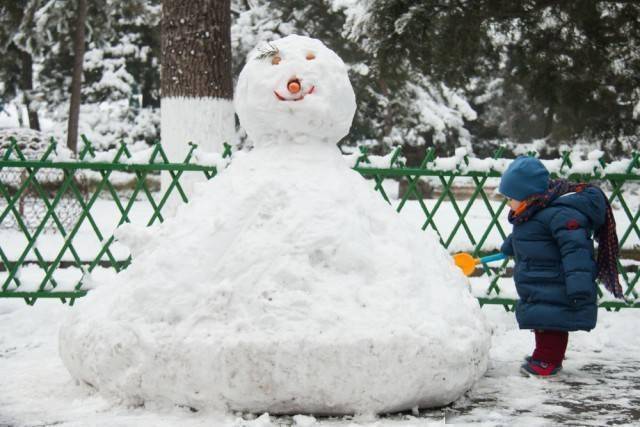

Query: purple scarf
[[508, 179, 623, 299]]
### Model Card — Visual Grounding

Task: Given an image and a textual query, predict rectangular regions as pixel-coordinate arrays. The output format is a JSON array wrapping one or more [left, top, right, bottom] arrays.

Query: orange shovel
[[453, 253, 506, 276]]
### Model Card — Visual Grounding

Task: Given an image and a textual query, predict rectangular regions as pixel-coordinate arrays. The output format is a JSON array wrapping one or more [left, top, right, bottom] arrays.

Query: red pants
[[532, 330, 568, 365]]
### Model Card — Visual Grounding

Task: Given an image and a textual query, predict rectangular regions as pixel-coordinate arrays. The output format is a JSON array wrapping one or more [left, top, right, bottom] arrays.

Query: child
[[498, 156, 623, 377]]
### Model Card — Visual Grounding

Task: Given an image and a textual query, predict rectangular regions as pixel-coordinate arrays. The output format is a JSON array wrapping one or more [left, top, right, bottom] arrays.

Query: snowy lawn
[[1, 293, 639, 426]]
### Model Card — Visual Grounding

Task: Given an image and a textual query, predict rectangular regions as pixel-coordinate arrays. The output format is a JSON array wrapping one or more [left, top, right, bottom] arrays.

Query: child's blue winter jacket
[[501, 187, 607, 331]]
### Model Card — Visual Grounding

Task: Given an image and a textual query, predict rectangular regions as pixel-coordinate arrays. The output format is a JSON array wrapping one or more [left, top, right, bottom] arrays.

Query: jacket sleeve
[[500, 234, 515, 257], [549, 210, 596, 302]]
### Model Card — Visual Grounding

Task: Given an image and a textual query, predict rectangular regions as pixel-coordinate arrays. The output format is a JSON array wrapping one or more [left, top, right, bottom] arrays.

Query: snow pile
[[59, 35, 490, 415], [0, 127, 73, 160]]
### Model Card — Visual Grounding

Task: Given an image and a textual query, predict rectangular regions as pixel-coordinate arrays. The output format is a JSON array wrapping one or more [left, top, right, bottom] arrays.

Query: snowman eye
[[272, 55, 282, 65], [306, 53, 316, 60]]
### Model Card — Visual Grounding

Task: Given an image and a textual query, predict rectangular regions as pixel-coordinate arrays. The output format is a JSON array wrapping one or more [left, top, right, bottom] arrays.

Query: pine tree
[[78, 0, 161, 148], [358, 0, 640, 152], [0, 0, 44, 130], [500, 1, 640, 149], [0, 0, 161, 148]]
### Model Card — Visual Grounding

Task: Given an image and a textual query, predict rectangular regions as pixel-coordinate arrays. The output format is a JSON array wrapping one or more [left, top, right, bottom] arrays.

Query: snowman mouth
[[274, 86, 315, 102]]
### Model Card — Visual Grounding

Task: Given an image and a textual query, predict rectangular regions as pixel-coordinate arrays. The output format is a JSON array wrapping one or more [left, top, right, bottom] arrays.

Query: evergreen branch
[[256, 42, 279, 61]]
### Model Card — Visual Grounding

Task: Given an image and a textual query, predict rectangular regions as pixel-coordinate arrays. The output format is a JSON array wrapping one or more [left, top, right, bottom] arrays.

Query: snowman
[[59, 35, 490, 415]]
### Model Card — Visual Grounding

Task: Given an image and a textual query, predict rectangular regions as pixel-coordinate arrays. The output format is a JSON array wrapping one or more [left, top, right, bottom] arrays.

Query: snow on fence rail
[[0, 137, 638, 310]]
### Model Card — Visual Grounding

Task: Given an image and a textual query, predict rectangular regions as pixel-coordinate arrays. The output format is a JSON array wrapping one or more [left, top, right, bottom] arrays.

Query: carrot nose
[[287, 79, 301, 94]]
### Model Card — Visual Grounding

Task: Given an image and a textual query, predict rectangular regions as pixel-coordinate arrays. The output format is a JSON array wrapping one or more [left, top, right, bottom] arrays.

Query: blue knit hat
[[499, 157, 550, 201]]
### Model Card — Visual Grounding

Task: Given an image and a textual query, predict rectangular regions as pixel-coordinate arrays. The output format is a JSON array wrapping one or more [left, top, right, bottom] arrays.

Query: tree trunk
[[67, 0, 87, 153], [161, 0, 234, 158], [19, 49, 40, 131], [162, 0, 233, 99]]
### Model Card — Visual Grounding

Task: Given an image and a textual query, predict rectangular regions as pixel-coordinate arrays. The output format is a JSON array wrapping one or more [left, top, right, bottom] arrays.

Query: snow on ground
[[1, 162, 638, 424], [1, 295, 639, 426], [1, 193, 639, 424]]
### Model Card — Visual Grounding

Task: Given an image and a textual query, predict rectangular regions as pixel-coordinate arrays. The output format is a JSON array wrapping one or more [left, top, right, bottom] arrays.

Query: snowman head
[[235, 35, 356, 146]]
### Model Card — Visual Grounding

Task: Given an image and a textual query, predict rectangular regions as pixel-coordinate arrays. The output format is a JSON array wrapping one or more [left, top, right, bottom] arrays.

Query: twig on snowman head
[[256, 42, 280, 61]]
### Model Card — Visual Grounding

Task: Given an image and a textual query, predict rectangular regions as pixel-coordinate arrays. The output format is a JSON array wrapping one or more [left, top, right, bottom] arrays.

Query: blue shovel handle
[[479, 253, 507, 264]]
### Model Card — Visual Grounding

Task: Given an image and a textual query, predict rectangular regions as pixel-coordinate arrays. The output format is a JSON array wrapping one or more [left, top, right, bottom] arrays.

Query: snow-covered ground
[[1, 297, 639, 426], [1, 182, 638, 425], [2, 196, 639, 426]]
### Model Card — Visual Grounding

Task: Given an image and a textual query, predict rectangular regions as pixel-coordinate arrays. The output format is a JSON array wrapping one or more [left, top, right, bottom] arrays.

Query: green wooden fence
[[1, 137, 638, 310], [0, 136, 227, 304], [353, 145, 640, 311]]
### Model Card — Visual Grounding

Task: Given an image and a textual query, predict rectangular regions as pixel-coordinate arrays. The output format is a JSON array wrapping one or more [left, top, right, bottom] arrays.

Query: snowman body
[[59, 35, 490, 414]]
